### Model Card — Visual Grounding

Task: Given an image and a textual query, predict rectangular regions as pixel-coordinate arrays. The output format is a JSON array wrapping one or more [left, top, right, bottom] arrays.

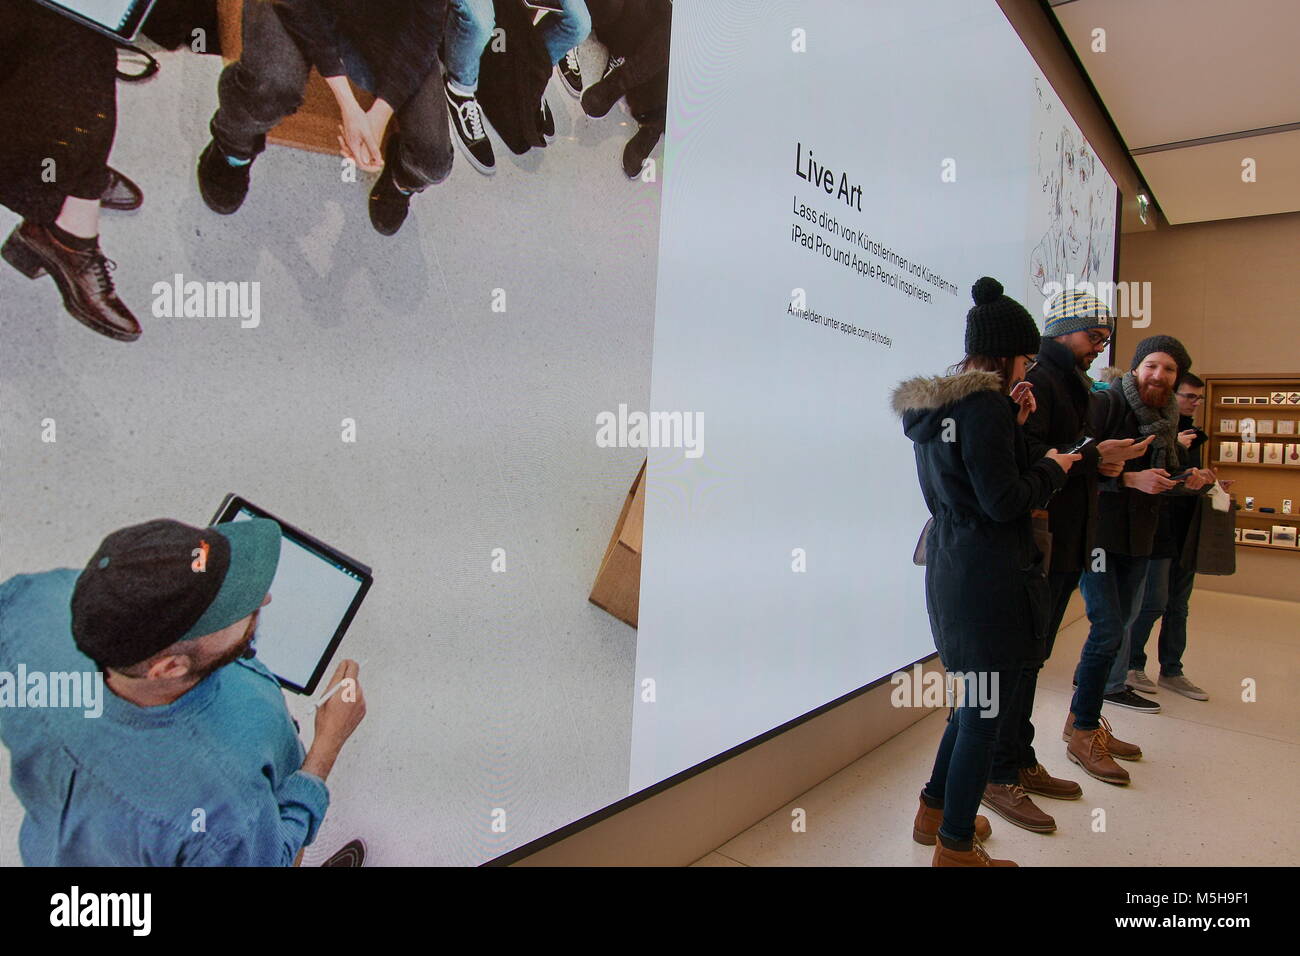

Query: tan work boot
[[981, 783, 1056, 832], [1066, 725, 1130, 785], [1062, 712, 1142, 760], [933, 835, 1017, 867], [912, 790, 992, 845], [1018, 762, 1083, 800]]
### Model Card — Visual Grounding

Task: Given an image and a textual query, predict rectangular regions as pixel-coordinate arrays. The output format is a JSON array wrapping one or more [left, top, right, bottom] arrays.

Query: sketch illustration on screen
[[1026, 76, 1115, 304]]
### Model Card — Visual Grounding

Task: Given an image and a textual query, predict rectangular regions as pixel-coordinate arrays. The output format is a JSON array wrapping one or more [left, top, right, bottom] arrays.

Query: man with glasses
[[982, 291, 1151, 832], [1123, 372, 1212, 700]]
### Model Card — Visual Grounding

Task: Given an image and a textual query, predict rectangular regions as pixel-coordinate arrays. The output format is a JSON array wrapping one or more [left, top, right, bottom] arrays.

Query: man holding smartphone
[[1123, 372, 1213, 700], [982, 291, 1151, 831], [1066, 336, 1214, 785]]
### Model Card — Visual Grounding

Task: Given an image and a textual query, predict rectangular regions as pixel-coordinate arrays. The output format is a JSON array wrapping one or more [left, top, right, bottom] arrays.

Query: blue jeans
[[445, 0, 593, 91], [924, 667, 1024, 843], [1129, 557, 1195, 677], [1072, 552, 1149, 730]]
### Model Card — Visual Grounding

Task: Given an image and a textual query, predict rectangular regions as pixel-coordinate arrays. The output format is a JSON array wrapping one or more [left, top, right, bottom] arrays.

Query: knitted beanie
[[964, 277, 1041, 358], [1130, 334, 1191, 380], [1044, 289, 1114, 337]]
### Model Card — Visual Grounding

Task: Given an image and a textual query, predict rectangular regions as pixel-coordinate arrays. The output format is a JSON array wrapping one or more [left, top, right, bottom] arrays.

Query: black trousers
[[0, 0, 117, 223], [587, 0, 670, 127], [989, 568, 1081, 783], [211, 0, 452, 190]]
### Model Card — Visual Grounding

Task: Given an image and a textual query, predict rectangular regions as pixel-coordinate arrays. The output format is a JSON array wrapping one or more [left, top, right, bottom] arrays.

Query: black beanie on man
[[964, 276, 1041, 358], [1130, 334, 1191, 380]]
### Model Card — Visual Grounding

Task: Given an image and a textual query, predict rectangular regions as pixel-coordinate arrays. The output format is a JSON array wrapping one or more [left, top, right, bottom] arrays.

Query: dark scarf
[[1120, 371, 1180, 471]]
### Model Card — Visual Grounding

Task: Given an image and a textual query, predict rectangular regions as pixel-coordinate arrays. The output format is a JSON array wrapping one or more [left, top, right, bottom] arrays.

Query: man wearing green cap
[[0, 517, 366, 866]]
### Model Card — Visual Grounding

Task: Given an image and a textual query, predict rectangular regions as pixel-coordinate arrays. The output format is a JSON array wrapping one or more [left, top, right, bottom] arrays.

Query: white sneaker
[[1127, 668, 1158, 695], [1158, 674, 1209, 701]]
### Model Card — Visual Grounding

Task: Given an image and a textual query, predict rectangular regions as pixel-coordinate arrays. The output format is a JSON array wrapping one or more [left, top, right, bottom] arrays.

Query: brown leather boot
[[911, 790, 991, 845], [933, 834, 1017, 867], [1019, 762, 1083, 800], [981, 783, 1056, 832], [2, 221, 141, 341], [1066, 725, 1130, 785], [1062, 712, 1142, 760]]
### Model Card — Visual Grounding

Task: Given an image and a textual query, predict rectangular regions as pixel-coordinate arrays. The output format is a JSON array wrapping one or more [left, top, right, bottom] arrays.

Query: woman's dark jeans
[[924, 665, 1026, 842]]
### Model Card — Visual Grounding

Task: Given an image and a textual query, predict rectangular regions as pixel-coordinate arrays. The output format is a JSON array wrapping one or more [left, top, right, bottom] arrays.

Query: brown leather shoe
[[2, 221, 141, 342], [912, 790, 991, 845], [1062, 712, 1141, 760], [933, 835, 1017, 867], [1019, 762, 1083, 800], [101, 167, 144, 212], [1066, 725, 1130, 785], [981, 783, 1056, 832]]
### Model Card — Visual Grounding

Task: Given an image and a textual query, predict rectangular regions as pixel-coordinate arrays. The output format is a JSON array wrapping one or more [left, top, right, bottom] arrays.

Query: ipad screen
[[230, 507, 365, 691]]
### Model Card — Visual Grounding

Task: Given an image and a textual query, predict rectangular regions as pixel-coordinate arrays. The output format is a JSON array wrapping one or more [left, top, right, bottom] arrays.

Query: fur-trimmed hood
[[892, 370, 1004, 443]]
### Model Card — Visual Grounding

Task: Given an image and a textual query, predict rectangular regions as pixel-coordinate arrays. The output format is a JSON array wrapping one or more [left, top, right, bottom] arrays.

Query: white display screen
[[232, 508, 365, 690], [42, 0, 142, 32], [632, 0, 1118, 793]]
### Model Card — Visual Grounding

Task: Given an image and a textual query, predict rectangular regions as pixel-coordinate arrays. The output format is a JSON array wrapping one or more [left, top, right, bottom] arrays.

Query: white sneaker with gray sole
[[1158, 674, 1209, 700]]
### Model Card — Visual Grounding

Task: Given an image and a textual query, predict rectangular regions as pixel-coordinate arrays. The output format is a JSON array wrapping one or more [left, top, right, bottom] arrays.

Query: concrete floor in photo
[[0, 43, 660, 866], [695, 590, 1299, 866]]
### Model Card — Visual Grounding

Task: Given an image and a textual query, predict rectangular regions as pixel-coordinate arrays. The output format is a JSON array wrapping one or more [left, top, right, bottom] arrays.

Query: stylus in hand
[[311, 658, 367, 711]]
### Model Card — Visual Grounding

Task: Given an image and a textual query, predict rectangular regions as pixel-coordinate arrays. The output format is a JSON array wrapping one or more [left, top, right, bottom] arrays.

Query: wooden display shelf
[[1236, 540, 1300, 552], [1203, 373, 1300, 562], [1212, 461, 1297, 469]]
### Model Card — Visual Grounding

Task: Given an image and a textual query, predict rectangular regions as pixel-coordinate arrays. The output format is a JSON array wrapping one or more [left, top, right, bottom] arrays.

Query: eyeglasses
[[1176, 392, 1205, 403], [1023, 357, 1039, 375], [1086, 330, 1111, 347]]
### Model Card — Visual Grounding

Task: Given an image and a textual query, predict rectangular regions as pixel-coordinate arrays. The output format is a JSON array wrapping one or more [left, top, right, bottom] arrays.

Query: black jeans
[[924, 665, 1025, 843], [587, 0, 670, 127], [210, 0, 453, 190], [0, 0, 116, 223], [989, 568, 1080, 783]]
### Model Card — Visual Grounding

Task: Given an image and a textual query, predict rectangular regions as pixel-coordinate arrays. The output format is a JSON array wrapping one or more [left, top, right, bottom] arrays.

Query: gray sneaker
[[1158, 674, 1209, 700], [1127, 668, 1158, 695]]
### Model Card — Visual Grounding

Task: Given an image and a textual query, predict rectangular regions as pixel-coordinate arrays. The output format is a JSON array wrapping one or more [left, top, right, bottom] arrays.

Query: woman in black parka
[[891, 277, 1079, 866]]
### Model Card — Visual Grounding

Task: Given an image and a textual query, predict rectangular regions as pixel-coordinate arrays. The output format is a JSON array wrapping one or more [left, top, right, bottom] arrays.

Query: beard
[[190, 616, 258, 682], [1138, 380, 1171, 407]]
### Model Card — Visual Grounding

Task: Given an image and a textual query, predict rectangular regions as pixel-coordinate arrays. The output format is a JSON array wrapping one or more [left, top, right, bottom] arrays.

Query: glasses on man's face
[[1177, 392, 1205, 403], [1086, 330, 1111, 348]]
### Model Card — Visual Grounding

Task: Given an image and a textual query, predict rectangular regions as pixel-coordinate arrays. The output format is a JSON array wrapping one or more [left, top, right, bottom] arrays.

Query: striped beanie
[[1044, 289, 1113, 337]]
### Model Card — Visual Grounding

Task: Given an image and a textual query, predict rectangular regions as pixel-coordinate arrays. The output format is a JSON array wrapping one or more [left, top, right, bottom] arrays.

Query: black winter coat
[[893, 370, 1067, 673], [1089, 385, 1203, 556], [1022, 337, 1103, 573]]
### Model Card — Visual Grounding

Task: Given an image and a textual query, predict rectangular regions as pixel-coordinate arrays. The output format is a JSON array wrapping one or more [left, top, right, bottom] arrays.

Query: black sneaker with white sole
[[444, 81, 495, 175], [1103, 688, 1161, 714], [557, 48, 583, 96]]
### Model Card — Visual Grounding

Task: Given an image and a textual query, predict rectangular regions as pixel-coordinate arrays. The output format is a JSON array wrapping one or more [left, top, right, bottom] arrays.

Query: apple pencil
[[310, 658, 367, 711]]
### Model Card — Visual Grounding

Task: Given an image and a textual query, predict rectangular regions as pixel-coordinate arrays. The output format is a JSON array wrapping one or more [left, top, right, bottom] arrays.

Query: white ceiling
[[1050, 0, 1300, 225]]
